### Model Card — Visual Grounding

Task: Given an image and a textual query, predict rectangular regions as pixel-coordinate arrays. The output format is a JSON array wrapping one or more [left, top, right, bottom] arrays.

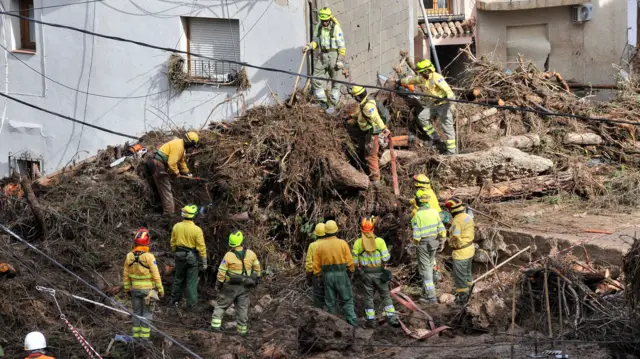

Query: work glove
[[199, 259, 208, 272], [185, 173, 194, 178], [335, 61, 344, 70], [435, 99, 448, 106], [380, 128, 391, 139], [303, 43, 313, 53], [158, 288, 165, 297]]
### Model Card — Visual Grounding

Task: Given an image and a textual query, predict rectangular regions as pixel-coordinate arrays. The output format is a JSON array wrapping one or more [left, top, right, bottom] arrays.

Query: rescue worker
[[345, 86, 390, 185], [23, 332, 54, 359], [211, 230, 261, 336], [400, 59, 457, 154], [303, 7, 346, 113], [312, 220, 357, 326], [0, 262, 17, 357], [170, 204, 207, 309], [410, 174, 443, 282], [145, 131, 200, 215], [411, 191, 446, 304], [352, 216, 399, 328], [123, 228, 164, 339], [305, 223, 327, 308], [444, 198, 475, 304]]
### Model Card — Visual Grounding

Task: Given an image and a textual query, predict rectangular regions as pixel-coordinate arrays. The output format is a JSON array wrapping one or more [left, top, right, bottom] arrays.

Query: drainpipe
[[417, 0, 442, 73]]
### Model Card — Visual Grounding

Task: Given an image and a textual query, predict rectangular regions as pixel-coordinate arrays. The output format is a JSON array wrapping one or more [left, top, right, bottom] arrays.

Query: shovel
[[288, 49, 308, 107]]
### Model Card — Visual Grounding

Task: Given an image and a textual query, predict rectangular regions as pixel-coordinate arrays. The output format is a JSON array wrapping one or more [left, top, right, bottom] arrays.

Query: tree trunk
[[458, 107, 498, 126], [379, 149, 418, 167], [20, 175, 48, 237], [326, 155, 370, 190], [497, 134, 541, 150], [563, 133, 603, 145]]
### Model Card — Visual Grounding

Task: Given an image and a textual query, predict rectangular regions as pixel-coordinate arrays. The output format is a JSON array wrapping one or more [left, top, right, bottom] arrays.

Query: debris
[[497, 134, 541, 150], [259, 295, 273, 308], [458, 107, 498, 126], [20, 175, 47, 236], [379, 149, 418, 167], [473, 246, 532, 284], [326, 154, 370, 190], [438, 293, 455, 304], [262, 345, 285, 359], [563, 133, 604, 146], [297, 307, 355, 353]]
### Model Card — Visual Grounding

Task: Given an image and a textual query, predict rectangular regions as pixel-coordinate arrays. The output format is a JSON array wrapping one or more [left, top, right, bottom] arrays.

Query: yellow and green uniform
[[348, 95, 387, 181], [156, 138, 190, 175], [310, 18, 346, 105], [411, 206, 446, 300], [211, 247, 261, 335], [449, 212, 475, 301], [305, 239, 325, 308], [409, 188, 441, 218], [313, 236, 357, 325], [170, 220, 206, 307], [401, 73, 457, 154], [123, 246, 164, 338], [352, 234, 398, 324]]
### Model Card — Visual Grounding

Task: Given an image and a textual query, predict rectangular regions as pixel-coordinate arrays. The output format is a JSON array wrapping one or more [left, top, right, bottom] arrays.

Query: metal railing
[[424, 0, 453, 16], [189, 59, 239, 84]]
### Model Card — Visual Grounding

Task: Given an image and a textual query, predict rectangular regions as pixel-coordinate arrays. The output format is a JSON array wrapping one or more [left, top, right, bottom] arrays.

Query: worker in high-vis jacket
[[313, 220, 357, 325], [411, 191, 446, 304], [123, 228, 164, 339], [400, 59, 457, 154], [444, 198, 476, 304], [170, 205, 207, 309], [305, 223, 327, 308], [303, 7, 346, 113], [23, 332, 54, 359], [211, 231, 261, 336], [410, 174, 444, 282], [352, 216, 399, 328], [144, 131, 199, 215], [345, 86, 390, 186]]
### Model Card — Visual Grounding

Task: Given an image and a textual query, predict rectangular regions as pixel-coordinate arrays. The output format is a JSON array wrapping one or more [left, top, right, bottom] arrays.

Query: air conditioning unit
[[571, 3, 593, 23]]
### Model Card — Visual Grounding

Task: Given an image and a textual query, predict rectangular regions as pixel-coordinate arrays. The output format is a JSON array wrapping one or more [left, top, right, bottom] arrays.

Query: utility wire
[[2, 11, 639, 127], [0, 223, 204, 359], [0, 91, 138, 139]]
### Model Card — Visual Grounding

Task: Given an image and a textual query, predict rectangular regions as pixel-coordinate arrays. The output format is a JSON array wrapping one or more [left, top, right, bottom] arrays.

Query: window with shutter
[[187, 18, 240, 83]]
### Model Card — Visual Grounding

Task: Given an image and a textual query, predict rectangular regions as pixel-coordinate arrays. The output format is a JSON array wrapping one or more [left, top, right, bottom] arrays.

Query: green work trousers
[[131, 288, 152, 338], [171, 251, 199, 307], [417, 103, 456, 154], [211, 283, 250, 335], [362, 271, 398, 323], [322, 270, 357, 325], [312, 275, 325, 309], [311, 51, 340, 105], [453, 258, 473, 301], [417, 239, 439, 300]]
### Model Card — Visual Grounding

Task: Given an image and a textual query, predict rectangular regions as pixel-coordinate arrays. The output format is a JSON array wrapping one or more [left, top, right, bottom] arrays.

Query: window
[[186, 17, 240, 83], [8, 153, 43, 179], [424, 0, 453, 16], [18, 0, 36, 51]]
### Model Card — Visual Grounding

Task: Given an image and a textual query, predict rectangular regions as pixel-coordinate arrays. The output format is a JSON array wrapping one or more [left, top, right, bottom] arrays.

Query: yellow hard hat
[[415, 189, 431, 206], [184, 131, 199, 147], [416, 59, 435, 73], [314, 223, 326, 237], [413, 173, 431, 188], [181, 204, 198, 219], [350, 85, 366, 97], [324, 220, 339, 235], [229, 230, 244, 247], [318, 7, 332, 21]]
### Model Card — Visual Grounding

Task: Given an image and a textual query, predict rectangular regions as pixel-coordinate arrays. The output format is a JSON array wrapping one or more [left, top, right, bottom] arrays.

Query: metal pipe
[[417, 0, 441, 73]]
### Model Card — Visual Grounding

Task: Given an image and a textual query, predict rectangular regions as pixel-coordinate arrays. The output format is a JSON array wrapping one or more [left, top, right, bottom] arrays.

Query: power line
[[0, 42, 169, 99], [0, 223, 204, 359], [2, 11, 638, 127], [0, 91, 139, 139]]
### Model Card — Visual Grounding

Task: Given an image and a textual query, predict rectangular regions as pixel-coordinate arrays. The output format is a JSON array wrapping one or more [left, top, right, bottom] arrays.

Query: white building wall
[[0, 0, 306, 176]]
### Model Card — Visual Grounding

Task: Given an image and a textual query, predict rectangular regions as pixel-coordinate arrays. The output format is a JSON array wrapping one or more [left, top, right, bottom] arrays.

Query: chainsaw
[[109, 143, 148, 168]]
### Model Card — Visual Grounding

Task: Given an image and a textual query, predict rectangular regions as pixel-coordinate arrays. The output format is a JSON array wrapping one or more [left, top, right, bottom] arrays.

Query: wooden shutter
[[189, 18, 240, 80]]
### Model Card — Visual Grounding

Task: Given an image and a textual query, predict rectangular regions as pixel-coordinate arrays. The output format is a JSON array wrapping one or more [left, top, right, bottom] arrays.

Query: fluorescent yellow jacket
[[352, 235, 390, 268], [350, 97, 386, 134], [170, 220, 207, 259], [123, 246, 164, 294], [305, 239, 324, 273], [401, 72, 454, 101], [158, 138, 189, 175], [411, 206, 446, 244], [217, 246, 261, 283], [313, 236, 355, 276], [409, 187, 441, 218], [311, 19, 346, 56], [449, 212, 475, 260]]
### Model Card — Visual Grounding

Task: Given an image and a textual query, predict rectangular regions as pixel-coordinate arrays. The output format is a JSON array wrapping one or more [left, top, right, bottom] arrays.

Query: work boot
[[325, 106, 336, 114], [365, 320, 377, 329], [419, 297, 438, 305], [210, 327, 222, 333]]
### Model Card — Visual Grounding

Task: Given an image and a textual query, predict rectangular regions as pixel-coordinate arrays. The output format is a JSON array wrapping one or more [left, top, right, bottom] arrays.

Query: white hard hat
[[24, 332, 46, 351]]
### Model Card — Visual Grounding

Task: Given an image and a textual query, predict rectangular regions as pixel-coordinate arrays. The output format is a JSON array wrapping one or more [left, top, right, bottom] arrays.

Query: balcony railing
[[419, 0, 465, 23], [189, 59, 239, 84]]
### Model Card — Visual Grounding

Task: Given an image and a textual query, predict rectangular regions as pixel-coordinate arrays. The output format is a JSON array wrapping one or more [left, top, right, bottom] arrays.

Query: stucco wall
[[476, 0, 627, 84], [0, 0, 306, 177], [317, 0, 414, 85]]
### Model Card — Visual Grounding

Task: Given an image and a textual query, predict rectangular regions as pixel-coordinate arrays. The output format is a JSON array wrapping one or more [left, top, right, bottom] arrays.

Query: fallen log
[[326, 155, 369, 190], [439, 171, 573, 200], [458, 107, 498, 126], [563, 132, 603, 145], [497, 134, 541, 150], [37, 155, 97, 186], [20, 176, 48, 236], [380, 149, 418, 167]]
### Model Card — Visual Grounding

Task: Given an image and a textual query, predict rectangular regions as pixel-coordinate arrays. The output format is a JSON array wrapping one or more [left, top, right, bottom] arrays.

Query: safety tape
[[62, 317, 103, 359]]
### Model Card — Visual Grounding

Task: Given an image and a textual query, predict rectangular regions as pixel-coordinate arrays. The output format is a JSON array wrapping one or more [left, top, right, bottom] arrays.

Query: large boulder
[[297, 307, 355, 353]]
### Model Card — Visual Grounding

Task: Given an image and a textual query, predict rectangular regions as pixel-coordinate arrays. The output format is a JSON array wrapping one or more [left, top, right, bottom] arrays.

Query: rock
[[259, 294, 273, 308], [439, 293, 455, 304], [298, 307, 355, 353], [261, 345, 285, 359], [253, 305, 264, 315], [497, 134, 540, 151], [225, 321, 237, 329]]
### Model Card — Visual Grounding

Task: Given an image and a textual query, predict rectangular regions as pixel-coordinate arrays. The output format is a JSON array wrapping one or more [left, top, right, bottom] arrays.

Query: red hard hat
[[134, 228, 151, 246], [360, 216, 375, 233]]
